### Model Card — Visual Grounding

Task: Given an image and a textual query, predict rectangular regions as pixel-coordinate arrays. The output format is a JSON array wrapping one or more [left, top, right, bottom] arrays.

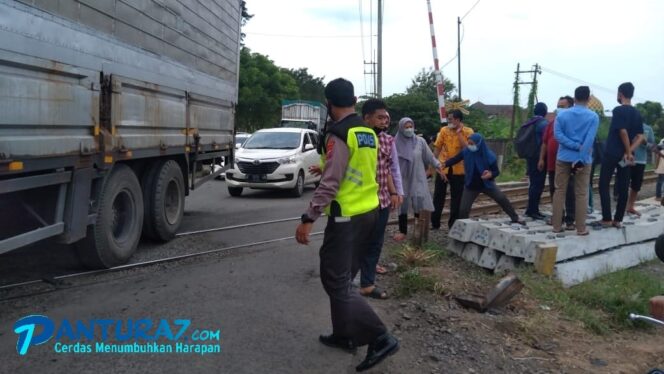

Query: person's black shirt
[[604, 105, 643, 158]]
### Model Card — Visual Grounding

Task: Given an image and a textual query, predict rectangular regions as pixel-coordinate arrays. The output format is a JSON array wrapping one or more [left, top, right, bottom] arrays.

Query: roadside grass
[[387, 240, 664, 335], [518, 265, 664, 334]]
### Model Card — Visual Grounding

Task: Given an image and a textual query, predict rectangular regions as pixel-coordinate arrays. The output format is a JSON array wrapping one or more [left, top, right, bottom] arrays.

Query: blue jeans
[[657, 175, 664, 198], [525, 157, 546, 216], [360, 206, 390, 288]]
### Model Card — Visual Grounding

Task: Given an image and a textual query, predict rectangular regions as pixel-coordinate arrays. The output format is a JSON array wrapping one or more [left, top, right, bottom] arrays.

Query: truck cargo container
[[0, 0, 242, 268]]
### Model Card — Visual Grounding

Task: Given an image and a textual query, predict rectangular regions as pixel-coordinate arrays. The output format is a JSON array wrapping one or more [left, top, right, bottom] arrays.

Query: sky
[[242, 0, 664, 113]]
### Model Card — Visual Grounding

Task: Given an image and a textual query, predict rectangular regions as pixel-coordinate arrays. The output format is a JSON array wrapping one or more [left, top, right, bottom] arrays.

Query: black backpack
[[514, 117, 544, 158]]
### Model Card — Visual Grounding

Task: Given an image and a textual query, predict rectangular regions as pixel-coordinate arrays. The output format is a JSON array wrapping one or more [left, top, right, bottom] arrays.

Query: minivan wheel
[[291, 171, 304, 197], [228, 186, 243, 197]]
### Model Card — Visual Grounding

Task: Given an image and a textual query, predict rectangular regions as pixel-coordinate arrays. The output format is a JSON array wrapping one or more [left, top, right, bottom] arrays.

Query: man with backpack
[[516, 102, 549, 220]]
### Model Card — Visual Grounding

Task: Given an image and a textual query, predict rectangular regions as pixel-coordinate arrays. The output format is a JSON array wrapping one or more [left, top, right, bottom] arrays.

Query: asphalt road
[[1, 180, 397, 373]]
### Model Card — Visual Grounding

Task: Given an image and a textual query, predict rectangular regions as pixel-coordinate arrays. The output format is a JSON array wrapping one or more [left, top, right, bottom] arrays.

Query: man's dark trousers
[[525, 157, 546, 216], [319, 209, 387, 346], [431, 173, 464, 229], [599, 153, 630, 222]]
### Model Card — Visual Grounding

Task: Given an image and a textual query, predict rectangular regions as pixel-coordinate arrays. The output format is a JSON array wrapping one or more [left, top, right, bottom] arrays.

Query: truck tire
[[141, 161, 162, 240], [76, 164, 144, 268], [291, 170, 304, 197], [228, 186, 243, 197], [144, 160, 185, 242], [656, 234, 664, 263]]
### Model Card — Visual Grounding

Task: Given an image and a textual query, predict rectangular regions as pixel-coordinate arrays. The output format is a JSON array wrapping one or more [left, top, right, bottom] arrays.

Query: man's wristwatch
[[301, 214, 314, 224]]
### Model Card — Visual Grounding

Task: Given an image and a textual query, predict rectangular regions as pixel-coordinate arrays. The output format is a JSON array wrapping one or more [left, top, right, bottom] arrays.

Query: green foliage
[[383, 93, 439, 138], [236, 47, 299, 132], [406, 68, 456, 102], [395, 268, 437, 297], [283, 68, 326, 103], [519, 265, 664, 334], [465, 108, 511, 139], [636, 101, 664, 138], [240, 1, 252, 44]]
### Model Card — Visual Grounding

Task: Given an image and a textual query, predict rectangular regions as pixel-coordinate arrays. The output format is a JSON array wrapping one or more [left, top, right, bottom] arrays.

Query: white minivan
[[225, 128, 321, 197]]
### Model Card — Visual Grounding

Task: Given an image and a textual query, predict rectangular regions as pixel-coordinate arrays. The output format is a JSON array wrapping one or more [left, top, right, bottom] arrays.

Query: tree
[[240, 1, 253, 45], [406, 68, 457, 102], [283, 68, 326, 103], [236, 48, 299, 132], [636, 101, 664, 138]]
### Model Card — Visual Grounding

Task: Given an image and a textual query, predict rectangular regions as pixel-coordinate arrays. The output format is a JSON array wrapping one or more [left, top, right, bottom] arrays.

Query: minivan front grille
[[237, 161, 280, 175]]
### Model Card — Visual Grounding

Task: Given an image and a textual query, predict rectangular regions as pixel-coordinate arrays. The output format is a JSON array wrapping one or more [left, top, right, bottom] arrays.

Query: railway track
[[1, 171, 657, 296]]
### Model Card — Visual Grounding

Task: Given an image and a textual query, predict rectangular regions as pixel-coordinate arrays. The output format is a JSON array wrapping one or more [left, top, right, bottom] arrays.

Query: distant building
[[470, 102, 518, 119]]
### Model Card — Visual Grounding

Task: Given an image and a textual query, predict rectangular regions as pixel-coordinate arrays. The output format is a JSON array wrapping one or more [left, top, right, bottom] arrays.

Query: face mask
[[448, 123, 456, 129], [468, 145, 478, 152], [403, 128, 415, 138]]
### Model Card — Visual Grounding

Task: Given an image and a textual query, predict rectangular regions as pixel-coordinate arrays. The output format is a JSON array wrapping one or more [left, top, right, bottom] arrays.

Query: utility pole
[[509, 63, 542, 141], [509, 63, 520, 142], [457, 16, 461, 100], [377, 0, 382, 98]]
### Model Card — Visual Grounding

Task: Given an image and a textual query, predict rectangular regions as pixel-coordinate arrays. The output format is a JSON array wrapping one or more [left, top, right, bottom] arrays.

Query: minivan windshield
[[243, 132, 301, 150]]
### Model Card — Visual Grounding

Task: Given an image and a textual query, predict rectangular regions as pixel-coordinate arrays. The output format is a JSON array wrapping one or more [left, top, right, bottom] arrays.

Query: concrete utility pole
[[457, 16, 461, 100], [377, 0, 382, 98]]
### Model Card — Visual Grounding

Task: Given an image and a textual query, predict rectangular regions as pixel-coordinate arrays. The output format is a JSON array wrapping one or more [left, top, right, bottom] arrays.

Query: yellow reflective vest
[[322, 115, 379, 217]]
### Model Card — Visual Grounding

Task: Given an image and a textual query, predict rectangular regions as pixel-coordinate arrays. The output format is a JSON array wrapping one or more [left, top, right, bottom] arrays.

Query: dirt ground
[[366, 185, 664, 374]]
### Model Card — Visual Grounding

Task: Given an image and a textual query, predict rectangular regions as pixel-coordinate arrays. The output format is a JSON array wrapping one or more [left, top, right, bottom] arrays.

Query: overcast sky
[[243, 0, 664, 113]]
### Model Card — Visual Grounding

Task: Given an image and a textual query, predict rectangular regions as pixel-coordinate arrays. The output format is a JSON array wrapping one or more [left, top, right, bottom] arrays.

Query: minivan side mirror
[[304, 144, 315, 151]]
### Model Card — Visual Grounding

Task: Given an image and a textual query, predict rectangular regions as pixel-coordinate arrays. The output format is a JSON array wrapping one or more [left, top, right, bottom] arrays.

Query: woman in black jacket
[[443, 133, 525, 224]]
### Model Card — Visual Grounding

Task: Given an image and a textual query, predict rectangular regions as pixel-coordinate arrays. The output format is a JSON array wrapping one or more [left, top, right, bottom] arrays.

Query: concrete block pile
[[446, 199, 664, 287]]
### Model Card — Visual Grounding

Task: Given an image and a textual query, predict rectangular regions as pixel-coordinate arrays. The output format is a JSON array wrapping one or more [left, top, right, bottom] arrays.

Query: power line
[[246, 32, 365, 39], [359, 0, 368, 95], [461, 0, 481, 21]]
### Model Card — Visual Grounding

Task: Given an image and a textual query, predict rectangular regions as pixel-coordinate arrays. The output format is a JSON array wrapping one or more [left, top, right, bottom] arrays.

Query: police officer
[[296, 78, 399, 372]]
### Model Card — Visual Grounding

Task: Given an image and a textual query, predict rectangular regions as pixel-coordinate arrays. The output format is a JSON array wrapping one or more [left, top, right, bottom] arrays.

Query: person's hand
[[390, 194, 403, 211], [624, 153, 635, 164], [537, 159, 545, 171], [481, 170, 493, 180], [308, 165, 322, 176], [437, 167, 448, 183], [296, 223, 313, 245]]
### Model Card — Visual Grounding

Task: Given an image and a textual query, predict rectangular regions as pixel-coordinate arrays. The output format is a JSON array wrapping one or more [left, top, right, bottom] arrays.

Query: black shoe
[[525, 213, 544, 221], [356, 333, 400, 372], [319, 334, 357, 354]]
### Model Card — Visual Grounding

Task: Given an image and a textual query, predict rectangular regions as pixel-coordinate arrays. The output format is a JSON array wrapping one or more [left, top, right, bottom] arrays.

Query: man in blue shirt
[[524, 102, 549, 220], [551, 86, 599, 235], [598, 82, 644, 227]]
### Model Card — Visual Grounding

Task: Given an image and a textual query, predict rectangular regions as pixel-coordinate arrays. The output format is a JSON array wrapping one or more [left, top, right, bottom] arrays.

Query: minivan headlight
[[277, 156, 297, 164]]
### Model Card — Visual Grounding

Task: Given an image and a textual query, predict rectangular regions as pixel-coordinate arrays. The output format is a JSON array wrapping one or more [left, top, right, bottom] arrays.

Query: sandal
[[577, 230, 590, 236], [393, 233, 406, 242], [552, 229, 564, 234], [626, 208, 642, 217], [612, 221, 623, 228], [376, 265, 388, 275], [590, 221, 613, 228], [361, 286, 389, 300], [565, 223, 576, 231]]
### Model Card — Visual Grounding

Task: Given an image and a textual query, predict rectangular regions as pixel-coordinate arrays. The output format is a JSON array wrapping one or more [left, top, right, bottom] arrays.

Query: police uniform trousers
[[319, 208, 387, 346]]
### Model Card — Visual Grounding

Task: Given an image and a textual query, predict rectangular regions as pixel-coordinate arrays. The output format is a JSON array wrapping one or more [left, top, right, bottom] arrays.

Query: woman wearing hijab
[[393, 117, 444, 241], [443, 133, 525, 224]]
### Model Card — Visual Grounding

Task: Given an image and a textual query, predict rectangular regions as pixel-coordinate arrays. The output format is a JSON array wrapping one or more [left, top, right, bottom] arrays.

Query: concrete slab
[[555, 241, 657, 287], [553, 228, 627, 262], [461, 243, 483, 264], [449, 219, 483, 242], [478, 247, 500, 269], [494, 254, 519, 274], [505, 231, 557, 258], [447, 238, 466, 256], [624, 216, 664, 243], [470, 221, 506, 247], [488, 225, 535, 252]]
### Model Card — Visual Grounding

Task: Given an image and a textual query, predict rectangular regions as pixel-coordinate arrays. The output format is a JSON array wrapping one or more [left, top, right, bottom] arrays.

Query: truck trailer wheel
[[143, 160, 185, 242], [76, 164, 144, 268]]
